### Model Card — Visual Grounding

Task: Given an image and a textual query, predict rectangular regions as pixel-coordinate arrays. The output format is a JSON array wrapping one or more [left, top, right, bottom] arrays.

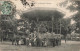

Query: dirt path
[[0, 40, 80, 51]]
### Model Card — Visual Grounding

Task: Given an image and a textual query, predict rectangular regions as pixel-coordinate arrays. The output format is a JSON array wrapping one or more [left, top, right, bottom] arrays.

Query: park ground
[[0, 40, 80, 51]]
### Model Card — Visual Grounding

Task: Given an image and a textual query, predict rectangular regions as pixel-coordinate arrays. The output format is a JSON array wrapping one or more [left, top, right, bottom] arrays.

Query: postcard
[[0, 0, 80, 51]]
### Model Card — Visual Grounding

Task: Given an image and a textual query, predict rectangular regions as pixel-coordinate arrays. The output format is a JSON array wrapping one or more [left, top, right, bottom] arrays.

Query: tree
[[0, 1, 16, 41], [73, 1, 80, 33]]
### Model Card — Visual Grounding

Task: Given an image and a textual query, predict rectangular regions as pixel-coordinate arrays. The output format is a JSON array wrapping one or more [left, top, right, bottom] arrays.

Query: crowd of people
[[11, 32, 61, 47]]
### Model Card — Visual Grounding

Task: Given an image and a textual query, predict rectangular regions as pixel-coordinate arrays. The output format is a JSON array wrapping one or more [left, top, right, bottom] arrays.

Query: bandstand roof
[[21, 7, 64, 21]]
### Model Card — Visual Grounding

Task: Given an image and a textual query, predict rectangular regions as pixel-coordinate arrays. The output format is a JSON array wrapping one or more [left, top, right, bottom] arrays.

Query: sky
[[10, 0, 78, 24]]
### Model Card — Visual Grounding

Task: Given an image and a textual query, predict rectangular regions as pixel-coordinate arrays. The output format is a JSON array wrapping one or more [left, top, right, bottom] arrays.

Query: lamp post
[[60, 19, 61, 34], [52, 16, 54, 33]]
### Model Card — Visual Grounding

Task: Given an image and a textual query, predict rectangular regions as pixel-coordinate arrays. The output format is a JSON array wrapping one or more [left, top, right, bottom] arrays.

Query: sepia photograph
[[0, 0, 80, 51]]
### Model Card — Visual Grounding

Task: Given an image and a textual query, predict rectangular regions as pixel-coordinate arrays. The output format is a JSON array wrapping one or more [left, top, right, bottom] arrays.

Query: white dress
[[19, 40, 22, 45], [19, 39, 23, 45]]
